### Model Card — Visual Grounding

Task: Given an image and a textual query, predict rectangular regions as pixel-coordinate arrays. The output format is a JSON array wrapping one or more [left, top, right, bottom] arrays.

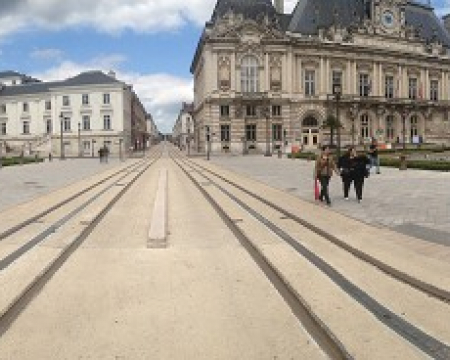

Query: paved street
[[209, 154, 450, 246], [0, 158, 125, 212]]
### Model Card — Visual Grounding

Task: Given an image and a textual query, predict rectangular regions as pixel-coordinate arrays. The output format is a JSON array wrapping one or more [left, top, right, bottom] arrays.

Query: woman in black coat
[[338, 147, 370, 203]]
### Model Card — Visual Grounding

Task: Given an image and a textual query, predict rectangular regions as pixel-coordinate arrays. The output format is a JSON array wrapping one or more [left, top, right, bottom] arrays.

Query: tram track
[[170, 149, 450, 359], [0, 150, 161, 335], [170, 150, 351, 360]]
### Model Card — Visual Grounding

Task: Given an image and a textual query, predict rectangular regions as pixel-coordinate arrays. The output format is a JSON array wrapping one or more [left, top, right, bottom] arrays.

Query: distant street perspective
[[1, 0, 450, 359]]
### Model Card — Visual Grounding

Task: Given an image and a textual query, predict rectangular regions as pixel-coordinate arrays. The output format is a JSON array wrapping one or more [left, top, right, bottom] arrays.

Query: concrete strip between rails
[[148, 168, 168, 248]]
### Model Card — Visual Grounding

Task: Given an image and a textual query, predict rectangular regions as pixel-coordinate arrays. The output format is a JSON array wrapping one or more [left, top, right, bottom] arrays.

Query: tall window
[[1, 122, 6, 135], [82, 94, 89, 105], [430, 80, 439, 101], [103, 93, 111, 104], [45, 100, 51, 111], [63, 96, 70, 106], [385, 76, 394, 99], [103, 115, 111, 130], [245, 124, 256, 141], [1, 104, 6, 114], [23, 102, 29, 112], [304, 70, 315, 96], [220, 124, 230, 141], [360, 114, 370, 139], [246, 105, 256, 117], [410, 116, 418, 139], [272, 105, 281, 117], [220, 105, 230, 118], [272, 124, 282, 141], [46, 119, 52, 134], [332, 71, 342, 94], [359, 74, 370, 97], [63, 117, 71, 132], [386, 115, 395, 140], [408, 78, 417, 99], [83, 141, 91, 151], [241, 56, 259, 93], [83, 115, 91, 130], [23, 121, 30, 134]]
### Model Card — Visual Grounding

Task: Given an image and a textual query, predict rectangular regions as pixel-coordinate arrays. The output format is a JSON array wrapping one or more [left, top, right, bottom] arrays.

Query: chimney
[[107, 70, 116, 79], [274, 0, 284, 14]]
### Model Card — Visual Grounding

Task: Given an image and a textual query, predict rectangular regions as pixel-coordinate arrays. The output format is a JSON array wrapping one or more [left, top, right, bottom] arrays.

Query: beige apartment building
[[191, 0, 450, 154]]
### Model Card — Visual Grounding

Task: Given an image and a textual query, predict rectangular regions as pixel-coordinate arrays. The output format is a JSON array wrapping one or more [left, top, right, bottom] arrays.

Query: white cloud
[[30, 48, 64, 61], [0, 0, 217, 36], [32, 57, 193, 133]]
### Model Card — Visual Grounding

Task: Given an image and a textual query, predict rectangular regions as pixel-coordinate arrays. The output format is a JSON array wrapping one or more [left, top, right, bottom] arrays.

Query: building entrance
[[302, 116, 320, 149]]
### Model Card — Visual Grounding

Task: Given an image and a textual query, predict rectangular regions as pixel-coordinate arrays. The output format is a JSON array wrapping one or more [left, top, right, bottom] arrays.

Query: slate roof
[[211, 0, 277, 23], [0, 71, 123, 97], [0, 71, 24, 78], [288, 0, 450, 47]]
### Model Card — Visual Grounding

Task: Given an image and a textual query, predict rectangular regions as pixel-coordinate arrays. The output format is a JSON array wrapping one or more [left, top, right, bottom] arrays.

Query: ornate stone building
[[191, 0, 450, 154]]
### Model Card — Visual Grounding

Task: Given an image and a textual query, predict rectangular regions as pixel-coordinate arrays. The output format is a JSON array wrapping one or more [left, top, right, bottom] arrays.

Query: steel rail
[[0, 153, 160, 335], [172, 150, 450, 360], [170, 150, 353, 360]]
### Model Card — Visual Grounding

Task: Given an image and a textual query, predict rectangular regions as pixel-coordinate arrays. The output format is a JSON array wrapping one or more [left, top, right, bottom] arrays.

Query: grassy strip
[[1, 157, 44, 167], [287, 152, 450, 171]]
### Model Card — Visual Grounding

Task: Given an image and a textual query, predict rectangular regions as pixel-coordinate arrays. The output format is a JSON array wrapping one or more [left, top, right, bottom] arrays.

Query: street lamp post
[[333, 84, 342, 158], [206, 126, 210, 161], [264, 105, 272, 157], [187, 119, 191, 157], [78, 122, 81, 157], [119, 138, 123, 161], [349, 104, 358, 147], [60, 112, 65, 160], [92, 139, 96, 158], [400, 107, 408, 170]]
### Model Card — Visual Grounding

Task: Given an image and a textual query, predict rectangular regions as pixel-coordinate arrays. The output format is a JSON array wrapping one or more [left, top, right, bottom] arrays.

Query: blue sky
[[0, 0, 448, 133]]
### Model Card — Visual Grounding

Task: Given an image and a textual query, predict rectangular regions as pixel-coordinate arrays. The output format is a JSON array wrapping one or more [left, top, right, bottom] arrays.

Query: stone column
[[347, 60, 352, 95], [320, 57, 324, 95]]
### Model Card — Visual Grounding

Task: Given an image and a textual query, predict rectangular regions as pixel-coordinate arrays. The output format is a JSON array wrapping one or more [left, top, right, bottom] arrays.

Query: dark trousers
[[354, 176, 365, 200], [342, 175, 352, 198], [318, 175, 331, 204]]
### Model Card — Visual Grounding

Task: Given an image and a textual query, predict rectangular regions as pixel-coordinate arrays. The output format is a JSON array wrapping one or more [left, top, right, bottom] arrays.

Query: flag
[[314, 178, 320, 201]]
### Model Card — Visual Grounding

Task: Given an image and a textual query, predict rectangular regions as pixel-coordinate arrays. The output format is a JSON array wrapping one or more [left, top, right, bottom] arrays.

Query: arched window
[[241, 56, 259, 93], [303, 117, 318, 128]]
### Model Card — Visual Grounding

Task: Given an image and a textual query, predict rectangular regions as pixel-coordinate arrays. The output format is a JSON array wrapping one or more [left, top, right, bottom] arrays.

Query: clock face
[[381, 10, 395, 28]]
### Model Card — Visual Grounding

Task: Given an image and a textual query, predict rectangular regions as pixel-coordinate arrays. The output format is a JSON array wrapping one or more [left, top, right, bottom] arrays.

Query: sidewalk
[[210, 155, 450, 246], [0, 158, 125, 212]]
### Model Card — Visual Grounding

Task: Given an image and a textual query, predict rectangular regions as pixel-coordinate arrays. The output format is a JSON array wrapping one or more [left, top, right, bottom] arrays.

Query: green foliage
[[1, 157, 44, 167]]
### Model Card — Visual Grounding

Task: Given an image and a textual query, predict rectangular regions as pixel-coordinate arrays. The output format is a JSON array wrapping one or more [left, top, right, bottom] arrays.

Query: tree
[[322, 114, 343, 147]]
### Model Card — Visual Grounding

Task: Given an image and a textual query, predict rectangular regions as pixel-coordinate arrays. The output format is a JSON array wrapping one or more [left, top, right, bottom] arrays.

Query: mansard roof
[[0, 71, 124, 97], [211, 0, 277, 24], [288, 0, 450, 47]]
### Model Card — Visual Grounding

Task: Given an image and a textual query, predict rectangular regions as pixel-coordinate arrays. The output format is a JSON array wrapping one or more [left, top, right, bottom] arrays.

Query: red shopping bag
[[314, 178, 320, 200]]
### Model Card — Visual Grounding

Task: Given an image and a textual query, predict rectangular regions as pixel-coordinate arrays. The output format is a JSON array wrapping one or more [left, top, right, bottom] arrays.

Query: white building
[[0, 70, 155, 158], [172, 102, 195, 151]]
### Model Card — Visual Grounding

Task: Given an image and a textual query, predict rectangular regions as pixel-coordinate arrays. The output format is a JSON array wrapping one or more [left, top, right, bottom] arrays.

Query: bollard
[[278, 149, 282, 159], [399, 154, 407, 170]]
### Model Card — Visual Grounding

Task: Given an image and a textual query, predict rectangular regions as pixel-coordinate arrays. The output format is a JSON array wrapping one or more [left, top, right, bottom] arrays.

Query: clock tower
[[371, 0, 407, 35]]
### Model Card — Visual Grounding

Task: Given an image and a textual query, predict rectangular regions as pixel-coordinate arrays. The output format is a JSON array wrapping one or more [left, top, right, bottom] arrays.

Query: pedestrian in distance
[[369, 138, 380, 174], [338, 146, 357, 200], [353, 151, 371, 203], [315, 145, 340, 206]]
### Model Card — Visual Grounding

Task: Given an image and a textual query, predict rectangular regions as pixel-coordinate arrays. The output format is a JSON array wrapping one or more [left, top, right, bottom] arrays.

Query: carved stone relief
[[270, 54, 282, 91], [218, 55, 231, 91]]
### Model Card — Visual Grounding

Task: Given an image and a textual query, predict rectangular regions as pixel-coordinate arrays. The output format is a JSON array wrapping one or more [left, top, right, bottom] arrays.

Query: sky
[[0, 0, 449, 133]]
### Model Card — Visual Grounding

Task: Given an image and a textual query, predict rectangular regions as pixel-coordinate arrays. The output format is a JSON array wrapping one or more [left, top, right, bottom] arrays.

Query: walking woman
[[353, 152, 370, 203], [338, 147, 357, 200], [315, 146, 339, 206]]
